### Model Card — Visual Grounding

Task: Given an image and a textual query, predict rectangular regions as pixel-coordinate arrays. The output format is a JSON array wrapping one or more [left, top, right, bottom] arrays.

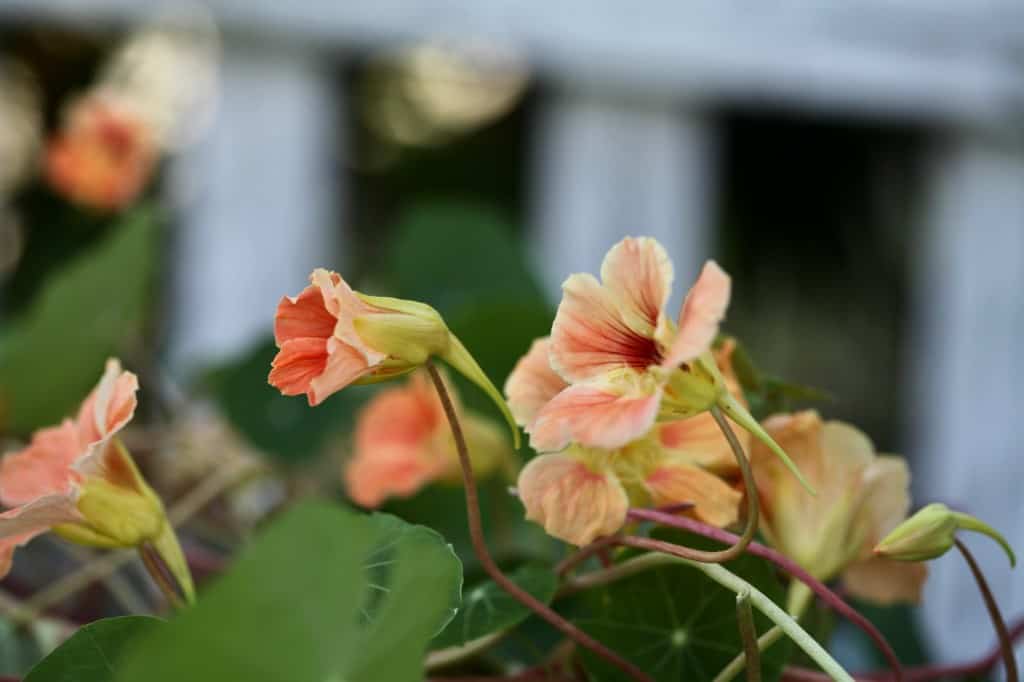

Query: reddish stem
[[782, 615, 1024, 682], [425, 362, 652, 682], [626, 508, 904, 682], [955, 538, 1018, 682]]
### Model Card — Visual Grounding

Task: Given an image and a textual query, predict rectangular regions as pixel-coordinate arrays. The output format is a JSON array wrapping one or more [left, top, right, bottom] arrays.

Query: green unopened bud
[[875, 503, 1017, 567]]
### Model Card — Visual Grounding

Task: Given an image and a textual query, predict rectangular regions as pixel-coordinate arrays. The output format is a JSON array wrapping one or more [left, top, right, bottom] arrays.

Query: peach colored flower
[[45, 92, 157, 212], [345, 370, 511, 508], [0, 359, 189, 590], [269, 268, 519, 446], [513, 237, 811, 494], [506, 336, 746, 545], [751, 410, 927, 605], [528, 236, 731, 452]]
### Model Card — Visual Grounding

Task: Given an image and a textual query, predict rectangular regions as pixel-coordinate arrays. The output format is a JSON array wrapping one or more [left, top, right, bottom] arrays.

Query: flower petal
[[852, 456, 911, 553], [76, 358, 138, 446], [268, 337, 330, 398], [600, 237, 673, 337], [344, 444, 443, 508], [308, 341, 375, 406], [0, 421, 82, 506], [658, 412, 744, 474], [313, 269, 388, 367], [530, 377, 661, 452], [355, 371, 443, 455], [504, 337, 568, 426], [0, 493, 82, 578], [842, 557, 928, 605], [644, 461, 742, 528], [274, 283, 336, 346], [517, 452, 628, 545], [662, 261, 731, 369], [550, 273, 661, 383]]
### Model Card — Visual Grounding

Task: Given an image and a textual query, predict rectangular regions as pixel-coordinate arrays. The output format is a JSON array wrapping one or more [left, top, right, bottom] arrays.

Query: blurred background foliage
[[0, 13, 949, 681]]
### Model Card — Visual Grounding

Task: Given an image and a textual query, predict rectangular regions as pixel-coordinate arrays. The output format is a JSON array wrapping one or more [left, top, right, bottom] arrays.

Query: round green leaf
[[24, 616, 162, 682], [432, 563, 558, 650]]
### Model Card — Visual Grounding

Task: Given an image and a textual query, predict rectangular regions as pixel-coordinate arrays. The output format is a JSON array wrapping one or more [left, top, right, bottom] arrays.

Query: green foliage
[[0, 207, 158, 433], [726, 337, 831, 420], [575, 531, 792, 682], [24, 616, 162, 682], [204, 337, 372, 464], [116, 501, 461, 682], [390, 201, 544, 316], [433, 563, 557, 650]]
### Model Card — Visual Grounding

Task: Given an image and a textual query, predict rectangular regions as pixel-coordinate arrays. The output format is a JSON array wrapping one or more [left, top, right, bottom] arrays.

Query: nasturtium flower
[[508, 337, 741, 546], [516, 237, 810, 492], [345, 370, 512, 507], [45, 92, 157, 212], [750, 410, 926, 605], [269, 268, 519, 446], [0, 360, 192, 599]]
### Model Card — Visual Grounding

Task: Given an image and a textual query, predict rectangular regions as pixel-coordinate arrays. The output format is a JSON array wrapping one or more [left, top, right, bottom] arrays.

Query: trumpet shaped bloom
[[751, 410, 926, 605], [516, 237, 810, 492], [345, 370, 511, 507], [269, 269, 519, 446], [45, 92, 157, 212], [0, 360, 191, 599]]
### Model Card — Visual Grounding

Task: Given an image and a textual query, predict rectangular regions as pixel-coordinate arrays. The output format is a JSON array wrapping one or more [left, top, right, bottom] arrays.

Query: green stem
[[425, 630, 509, 671], [563, 552, 854, 682], [713, 582, 814, 682], [736, 589, 762, 682]]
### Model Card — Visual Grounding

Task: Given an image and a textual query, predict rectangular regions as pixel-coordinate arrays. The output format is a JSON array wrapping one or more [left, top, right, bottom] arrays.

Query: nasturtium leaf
[[204, 337, 371, 463], [390, 200, 545, 317], [116, 501, 462, 682], [432, 563, 558, 650], [0, 207, 158, 434], [24, 616, 162, 682], [575, 530, 792, 682]]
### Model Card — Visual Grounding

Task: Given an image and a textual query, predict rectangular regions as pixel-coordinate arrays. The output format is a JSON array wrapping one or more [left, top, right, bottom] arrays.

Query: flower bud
[[874, 502, 1017, 567], [873, 503, 958, 562]]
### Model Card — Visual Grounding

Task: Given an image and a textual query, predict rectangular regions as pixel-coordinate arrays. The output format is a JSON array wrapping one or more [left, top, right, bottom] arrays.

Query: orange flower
[[45, 92, 157, 212], [751, 410, 927, 605], [0, 360, 190, 598], [269, 268, 519, 446], [506, 336, 746, 546], [345, 371, 511, 507]]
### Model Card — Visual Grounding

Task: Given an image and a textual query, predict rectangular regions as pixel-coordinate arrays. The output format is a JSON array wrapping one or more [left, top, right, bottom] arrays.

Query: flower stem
[[563, 550, 854, 682], [424, 360, 652, 682], [736, 589, 762, 682], [625, 511, 903, 682], [955, 538, 1018, 682], [714, 583, 814, 682]]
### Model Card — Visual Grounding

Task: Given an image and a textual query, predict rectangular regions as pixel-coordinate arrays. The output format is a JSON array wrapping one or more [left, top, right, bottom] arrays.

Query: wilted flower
[[269, 268, 518, 446], [508, 337, 741, 546], [512, 237, 809, 492], [45, 92, 157, 212], [0, 359, 191, 599], [345, 370, 512, 507], [751, 410, 926, 605]]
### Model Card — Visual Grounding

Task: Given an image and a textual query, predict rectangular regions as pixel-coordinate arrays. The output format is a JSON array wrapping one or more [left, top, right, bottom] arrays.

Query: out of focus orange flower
[[45, 93, 157, 212]]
